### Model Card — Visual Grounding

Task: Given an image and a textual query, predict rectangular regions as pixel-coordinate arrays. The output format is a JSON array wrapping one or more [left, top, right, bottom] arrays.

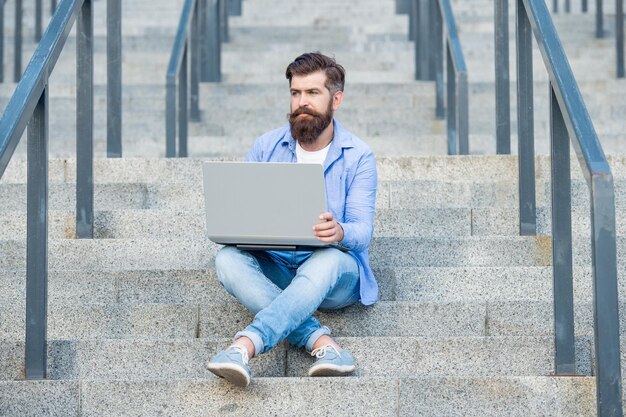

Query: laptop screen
[[203, 162, 329, 247]]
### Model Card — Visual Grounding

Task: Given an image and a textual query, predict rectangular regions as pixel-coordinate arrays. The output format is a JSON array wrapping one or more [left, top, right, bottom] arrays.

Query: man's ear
[[332, 90, 344, 111]]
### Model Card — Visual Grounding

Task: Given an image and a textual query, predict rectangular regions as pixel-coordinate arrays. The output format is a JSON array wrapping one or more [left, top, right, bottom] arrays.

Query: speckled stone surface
[[394, 266, 602, 302], [199, 301, 485, 339], [79, 378, 399, 417], [0, 381, 79, 416], [376, 155, 520, 182], [0, 303, 198, 339], [285, 336, 571, 378], [0, 235, 558, 270], [0, 183, 151, 211], [117, 269, 226, 303], [398, 376, 597, 417], [7, 154, 626, 185], [0, 207, 475, 239], [0, 270, 117, 305], [0, 339, 285, 380], [375, 208, 471, 237], [0, 238, 219, 270], [369, 236, 553, 268], [385, 179, 518, 209], [484, 300, 626, 338]]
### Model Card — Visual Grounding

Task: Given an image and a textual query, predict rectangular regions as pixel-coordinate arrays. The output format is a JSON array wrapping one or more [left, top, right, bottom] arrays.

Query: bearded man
[[207, 52, 378, 387]]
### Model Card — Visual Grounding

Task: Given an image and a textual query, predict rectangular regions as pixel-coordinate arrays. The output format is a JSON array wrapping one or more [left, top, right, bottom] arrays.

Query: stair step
[[0, 336, 592, 381], [0, 376, 599, 417], [2, 299, 624, 341], [0, 236, 553, 270]]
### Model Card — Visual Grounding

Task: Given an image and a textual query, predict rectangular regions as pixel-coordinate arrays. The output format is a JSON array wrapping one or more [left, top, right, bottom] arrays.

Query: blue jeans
[[214, 246, 361, 356]]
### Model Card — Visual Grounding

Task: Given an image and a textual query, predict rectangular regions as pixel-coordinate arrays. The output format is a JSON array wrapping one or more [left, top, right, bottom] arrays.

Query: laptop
[[202, 161, 348, 251]]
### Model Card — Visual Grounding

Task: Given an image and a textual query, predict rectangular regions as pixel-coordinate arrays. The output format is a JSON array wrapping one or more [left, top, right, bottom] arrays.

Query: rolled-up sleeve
[[338, 150, 377, 252]]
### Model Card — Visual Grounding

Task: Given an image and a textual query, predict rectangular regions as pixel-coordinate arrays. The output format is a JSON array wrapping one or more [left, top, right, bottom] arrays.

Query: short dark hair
[[285, 52, 345, 93]]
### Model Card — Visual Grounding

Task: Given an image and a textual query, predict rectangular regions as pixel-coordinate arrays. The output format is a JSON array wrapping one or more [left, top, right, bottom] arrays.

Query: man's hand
[[313, 212, 344, 243]]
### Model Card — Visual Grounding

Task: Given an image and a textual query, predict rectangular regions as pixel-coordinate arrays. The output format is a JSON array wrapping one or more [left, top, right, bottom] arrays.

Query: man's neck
[[298, 121, 334, 152]]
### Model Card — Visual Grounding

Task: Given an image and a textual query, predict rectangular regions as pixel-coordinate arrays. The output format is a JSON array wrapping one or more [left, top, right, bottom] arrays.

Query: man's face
[[288, 71, 343, 145]]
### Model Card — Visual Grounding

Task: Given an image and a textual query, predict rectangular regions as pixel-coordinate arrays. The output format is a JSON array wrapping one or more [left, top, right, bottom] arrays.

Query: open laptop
[[202, 161, 348, 251]]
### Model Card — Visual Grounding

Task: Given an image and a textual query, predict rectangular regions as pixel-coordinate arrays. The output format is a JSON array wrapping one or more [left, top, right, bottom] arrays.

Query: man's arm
[[313, 151, 377, 252]]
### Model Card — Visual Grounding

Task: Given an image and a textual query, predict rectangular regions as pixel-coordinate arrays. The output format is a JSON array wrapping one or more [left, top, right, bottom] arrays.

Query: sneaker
[[308, 345, 356, 377], [207, 345, 252, 387]]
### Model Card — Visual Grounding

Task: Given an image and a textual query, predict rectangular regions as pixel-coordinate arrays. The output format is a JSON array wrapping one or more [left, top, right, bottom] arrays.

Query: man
[[207, 52, 378, 387]]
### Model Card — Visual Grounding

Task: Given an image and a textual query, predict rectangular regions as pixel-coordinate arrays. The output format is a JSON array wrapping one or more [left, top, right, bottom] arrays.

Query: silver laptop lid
[[203, 162, 328, 247]]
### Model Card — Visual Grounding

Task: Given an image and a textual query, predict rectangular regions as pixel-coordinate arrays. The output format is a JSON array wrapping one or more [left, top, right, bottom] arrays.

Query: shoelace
[[311, 344, 341, 359], [229, 345, 250, 365]]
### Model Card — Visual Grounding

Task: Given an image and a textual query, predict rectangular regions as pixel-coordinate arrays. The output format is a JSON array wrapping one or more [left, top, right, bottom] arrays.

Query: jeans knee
[[214, 246, 241, 287]]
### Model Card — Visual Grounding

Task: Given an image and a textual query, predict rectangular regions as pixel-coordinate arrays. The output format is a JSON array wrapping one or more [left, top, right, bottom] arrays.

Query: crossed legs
[[213, 246, 360, 356]]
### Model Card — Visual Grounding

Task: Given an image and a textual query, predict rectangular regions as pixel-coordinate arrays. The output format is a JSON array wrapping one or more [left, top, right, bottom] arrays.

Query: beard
[[288, 100, 334, 145]]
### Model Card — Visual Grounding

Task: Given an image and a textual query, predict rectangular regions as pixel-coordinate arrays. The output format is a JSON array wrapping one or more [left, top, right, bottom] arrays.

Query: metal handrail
[[2, 0, 122, 154], [511, 0, 622, 414], [0, 0, 94, 379], [107, 0, 122, 157], [436, 0, 469, 155], [1, 0, 65, 83], [408, 0, 468, 155], [167, 0, 234, 157], [166, 0, 200, 158]]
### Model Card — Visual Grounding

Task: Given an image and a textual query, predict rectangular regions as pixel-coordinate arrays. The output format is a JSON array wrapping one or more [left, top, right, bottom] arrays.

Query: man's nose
[[298, 95, 309, 107]]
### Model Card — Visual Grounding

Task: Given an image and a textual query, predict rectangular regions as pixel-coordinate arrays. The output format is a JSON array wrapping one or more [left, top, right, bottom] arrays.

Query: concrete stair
[[1, 0, 626, 415]]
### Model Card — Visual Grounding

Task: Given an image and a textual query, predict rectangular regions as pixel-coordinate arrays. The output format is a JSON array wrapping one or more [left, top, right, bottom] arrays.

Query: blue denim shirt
[[245, 119, 379, 305]]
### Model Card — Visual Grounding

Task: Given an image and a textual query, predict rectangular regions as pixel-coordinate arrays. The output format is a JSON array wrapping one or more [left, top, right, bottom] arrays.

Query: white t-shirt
[[296, 141, 331, 165]]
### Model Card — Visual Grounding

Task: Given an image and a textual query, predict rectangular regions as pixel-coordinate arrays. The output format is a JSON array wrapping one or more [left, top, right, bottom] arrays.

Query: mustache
[[288, 107, 323, 120]]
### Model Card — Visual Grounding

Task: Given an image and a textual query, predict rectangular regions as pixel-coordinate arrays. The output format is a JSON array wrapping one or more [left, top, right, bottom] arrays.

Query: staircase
[[0, 0, 624, 415]]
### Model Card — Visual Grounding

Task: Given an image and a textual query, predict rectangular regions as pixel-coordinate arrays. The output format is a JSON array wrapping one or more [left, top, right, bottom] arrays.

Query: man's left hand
[[313, 212, 344, 243]]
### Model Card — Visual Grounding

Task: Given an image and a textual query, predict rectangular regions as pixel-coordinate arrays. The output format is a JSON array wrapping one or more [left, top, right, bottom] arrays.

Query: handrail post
[[417, 0, 433, 80], [35, 0, 43, 41], [550, 83, 575, 375], [199, 0, 208, 81], [190, 0, 201, 122], [25, 87, 48, 380], [446, 46, 457, 154], [220, 0, 228, 43], [228, 0, 242, 16], [107, 0, 122, 157], [76, 0, 94, 239], [495, 0, 511, 154], [434, 2, 444, 120], [457, 69, 469, 154], [596, 0, 604, 38], [565, 0, 571, 12], [179, 46, 189, 157], [516, 0, 536, 235], [166, 77, 177, 157], [206, 0, 222, 82], [1, 0, 4, 83], [617, 0, 624, 78], [14, 0, 22, 82], [582, 0, 588, 12], [51, 0, 57, 14], [590, 175, 623, 416], [553, 0, 558, 13], [397, 0, 411, 14], [409, 0, 416, 41]]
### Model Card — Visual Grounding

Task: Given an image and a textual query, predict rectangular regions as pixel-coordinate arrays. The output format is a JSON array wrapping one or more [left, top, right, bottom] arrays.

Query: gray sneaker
[[207, 345, 252, 387], [308, 345, 356, 377]]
